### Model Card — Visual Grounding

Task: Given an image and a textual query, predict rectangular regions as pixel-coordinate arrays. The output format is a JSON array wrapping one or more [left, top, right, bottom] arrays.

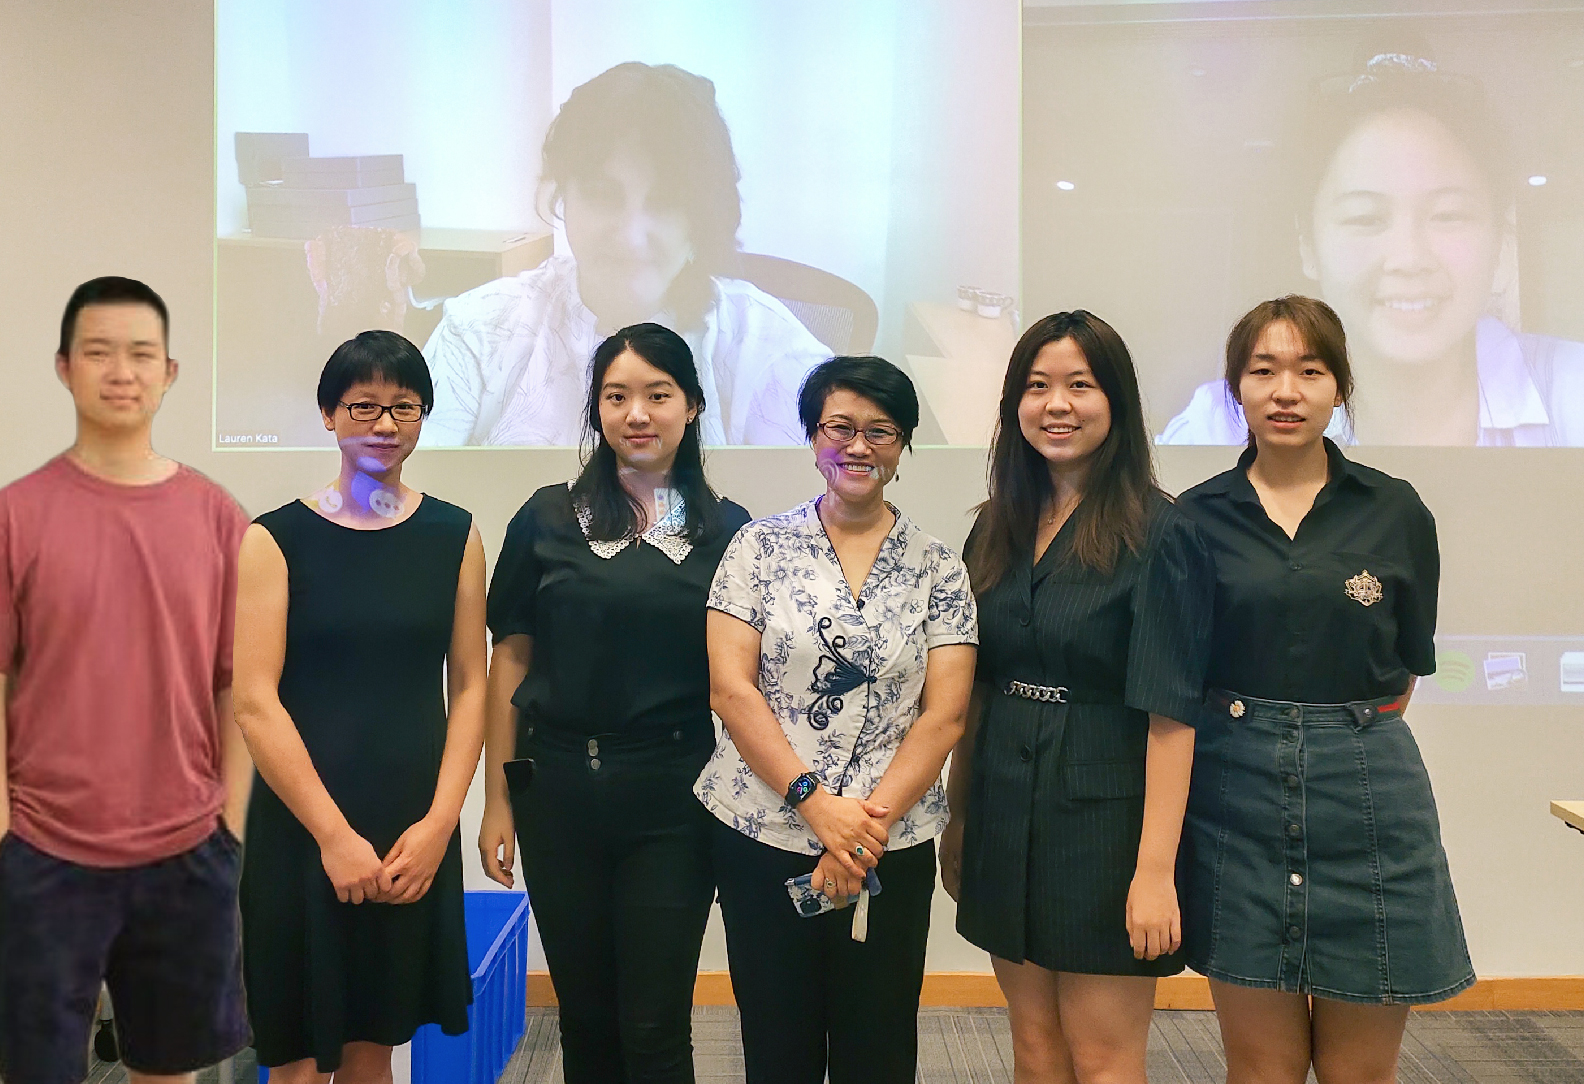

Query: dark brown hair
[[966, 311, 1159, 593], [1224, 296, 1354, 443], [540, 62, 741, 328]]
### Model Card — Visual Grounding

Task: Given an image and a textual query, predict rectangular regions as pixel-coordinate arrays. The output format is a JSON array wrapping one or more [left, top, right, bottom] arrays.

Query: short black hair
[[316, 330, 434, 416], [58, 277, 170, 357], [797, 356, 919, 448]]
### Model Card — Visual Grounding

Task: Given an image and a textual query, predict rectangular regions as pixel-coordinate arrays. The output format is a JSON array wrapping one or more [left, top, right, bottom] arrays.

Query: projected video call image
[[215, 1, 1584, 450], [418, 61, 826, 448], [213, 0, 1018, 448], [1024, 3, 1584, 447]]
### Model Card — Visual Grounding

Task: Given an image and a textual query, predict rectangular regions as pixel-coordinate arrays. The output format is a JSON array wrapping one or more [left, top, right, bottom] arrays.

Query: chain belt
[[1004, 680, 1068, 704]]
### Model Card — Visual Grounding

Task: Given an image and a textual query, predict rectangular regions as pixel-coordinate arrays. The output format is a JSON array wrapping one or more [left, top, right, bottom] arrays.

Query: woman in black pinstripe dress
[[942, 312, 1215, 1084]]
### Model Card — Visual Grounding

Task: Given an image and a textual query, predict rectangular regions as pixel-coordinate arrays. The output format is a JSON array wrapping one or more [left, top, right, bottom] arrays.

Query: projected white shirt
[[1158, 318, 1584, 447], [419, 255, 831, 447], [695, 500, 978, 856]]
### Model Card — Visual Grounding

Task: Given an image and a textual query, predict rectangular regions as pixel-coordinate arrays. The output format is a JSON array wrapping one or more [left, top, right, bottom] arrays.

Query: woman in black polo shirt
[[1177, 296, 1473, 1084], [478, 323, 750, 1083]]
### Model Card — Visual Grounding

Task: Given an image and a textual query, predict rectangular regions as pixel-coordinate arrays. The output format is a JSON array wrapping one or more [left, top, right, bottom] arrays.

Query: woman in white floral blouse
[[697, 356, 978, 1084]]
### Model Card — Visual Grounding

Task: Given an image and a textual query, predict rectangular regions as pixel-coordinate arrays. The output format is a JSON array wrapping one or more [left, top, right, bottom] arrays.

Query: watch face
[[788, 774, 815, 804]]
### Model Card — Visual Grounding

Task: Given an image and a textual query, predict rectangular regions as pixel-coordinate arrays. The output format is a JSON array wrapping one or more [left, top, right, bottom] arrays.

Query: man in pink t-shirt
[[0, 278, 252, 1084]]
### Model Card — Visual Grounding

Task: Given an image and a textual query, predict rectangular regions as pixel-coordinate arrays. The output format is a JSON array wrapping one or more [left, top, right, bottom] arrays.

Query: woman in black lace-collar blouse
[[479, 323, 748, 1084]]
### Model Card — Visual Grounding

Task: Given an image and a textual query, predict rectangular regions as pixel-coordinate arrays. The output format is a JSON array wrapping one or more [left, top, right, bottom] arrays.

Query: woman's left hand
[[381, 815, 453, 904], [1124, 869, 1181, 960], [813, 850, 863, 905]]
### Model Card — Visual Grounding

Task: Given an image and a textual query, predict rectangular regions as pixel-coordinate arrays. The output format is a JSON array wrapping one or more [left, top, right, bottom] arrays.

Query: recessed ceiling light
[[1189, 66, 1207, 77], [1055, 180, 1075, 191], [1529, 175, 1548, 186]]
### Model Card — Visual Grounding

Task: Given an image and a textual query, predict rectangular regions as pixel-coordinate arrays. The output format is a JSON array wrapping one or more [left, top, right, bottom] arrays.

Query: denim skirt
[[1180, 691, 1475, 1005]]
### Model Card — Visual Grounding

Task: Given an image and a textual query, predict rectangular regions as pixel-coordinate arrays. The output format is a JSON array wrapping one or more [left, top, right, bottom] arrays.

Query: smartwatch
[[785, 772, 819, 807]]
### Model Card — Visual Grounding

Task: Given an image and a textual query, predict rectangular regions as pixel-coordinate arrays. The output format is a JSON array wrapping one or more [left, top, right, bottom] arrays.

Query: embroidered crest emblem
[[1229, 699, 1246, 718], [1344, 570, 1383, 607]]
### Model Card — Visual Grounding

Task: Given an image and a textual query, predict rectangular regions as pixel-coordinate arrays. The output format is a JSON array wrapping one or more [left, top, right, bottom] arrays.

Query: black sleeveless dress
[[240, 497, 473, 1071]]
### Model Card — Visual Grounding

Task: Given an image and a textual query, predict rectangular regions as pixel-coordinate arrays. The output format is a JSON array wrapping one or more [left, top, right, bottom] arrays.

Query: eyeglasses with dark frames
[[816, 420, 902, 447], [339, 401, 427, 423]]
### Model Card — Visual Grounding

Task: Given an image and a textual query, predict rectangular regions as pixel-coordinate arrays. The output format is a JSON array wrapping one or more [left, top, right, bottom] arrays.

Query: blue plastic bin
[[413, 891, 531, 1084], [254, 890, 530, 1084]]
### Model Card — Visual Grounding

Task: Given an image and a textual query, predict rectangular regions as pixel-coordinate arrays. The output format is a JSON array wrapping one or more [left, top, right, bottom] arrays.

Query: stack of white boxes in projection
[[238, 133, 419, 240]]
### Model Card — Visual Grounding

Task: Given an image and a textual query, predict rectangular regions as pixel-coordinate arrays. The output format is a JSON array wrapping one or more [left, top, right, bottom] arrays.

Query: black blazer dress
[[955, 495, 1214, 975]]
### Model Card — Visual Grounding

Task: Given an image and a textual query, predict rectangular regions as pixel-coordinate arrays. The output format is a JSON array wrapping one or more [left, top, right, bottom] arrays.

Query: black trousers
[[509, 722, 715, 1084], [712, 821, 936, 1084]]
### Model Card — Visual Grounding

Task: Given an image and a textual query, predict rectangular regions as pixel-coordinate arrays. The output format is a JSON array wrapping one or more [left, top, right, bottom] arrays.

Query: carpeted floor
[[500, 1007, 1584, 1084], [90, 1007, 1584, 1083]]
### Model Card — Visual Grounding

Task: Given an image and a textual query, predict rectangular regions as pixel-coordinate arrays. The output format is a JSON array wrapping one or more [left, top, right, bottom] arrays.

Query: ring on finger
[[854, 844, 866, 856]]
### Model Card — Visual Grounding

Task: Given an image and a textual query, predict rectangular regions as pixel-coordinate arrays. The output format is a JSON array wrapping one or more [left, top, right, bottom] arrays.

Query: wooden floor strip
[[524, 970, 1584, 1012]]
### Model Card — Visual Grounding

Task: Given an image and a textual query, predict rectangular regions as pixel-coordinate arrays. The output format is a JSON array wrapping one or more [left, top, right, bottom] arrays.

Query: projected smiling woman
[[1162, 53, 1584, 446], [420, 62, 830, 447]]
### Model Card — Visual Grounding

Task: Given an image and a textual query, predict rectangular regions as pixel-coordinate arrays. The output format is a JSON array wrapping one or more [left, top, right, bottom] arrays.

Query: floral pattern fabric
[[695, 499, 978, 855]]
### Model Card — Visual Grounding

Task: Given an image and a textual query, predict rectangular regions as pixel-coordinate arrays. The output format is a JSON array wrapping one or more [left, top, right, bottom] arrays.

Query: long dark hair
[[966, 311, 1159, 592], [571, 322, 723, 543]]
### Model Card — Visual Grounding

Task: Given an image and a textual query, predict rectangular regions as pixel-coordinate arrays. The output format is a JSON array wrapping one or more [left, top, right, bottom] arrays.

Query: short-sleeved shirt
[[419, 254, 832, 447], [486, 482, 751, 741], [1176, 439, 1438, 704], [695, 499, 978, 855], [0, 455, 249, 867]]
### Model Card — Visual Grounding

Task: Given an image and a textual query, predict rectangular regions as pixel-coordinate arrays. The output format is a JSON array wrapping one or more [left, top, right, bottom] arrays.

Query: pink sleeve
[[213, 494, 251, 694], [0, 498, 16, 676]]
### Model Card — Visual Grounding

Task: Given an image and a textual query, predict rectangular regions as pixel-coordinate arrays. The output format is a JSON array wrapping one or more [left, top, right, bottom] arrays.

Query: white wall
[[216, 0, 555, 233], [4, 1, 1584, 985]]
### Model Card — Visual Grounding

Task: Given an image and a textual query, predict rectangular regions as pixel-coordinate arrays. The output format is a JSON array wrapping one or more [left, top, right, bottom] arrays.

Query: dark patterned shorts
[[0, 825, 251, 1084]]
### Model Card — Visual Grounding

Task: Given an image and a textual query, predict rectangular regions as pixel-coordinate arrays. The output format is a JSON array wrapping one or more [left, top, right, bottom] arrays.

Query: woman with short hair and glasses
[[699, 355, 978, 1084], [233, 330, 487, 1083], [479, 323, 750, 1082]]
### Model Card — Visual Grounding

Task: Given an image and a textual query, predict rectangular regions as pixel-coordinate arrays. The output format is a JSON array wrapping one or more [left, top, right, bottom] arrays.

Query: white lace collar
[[568, 480, 694, 565]]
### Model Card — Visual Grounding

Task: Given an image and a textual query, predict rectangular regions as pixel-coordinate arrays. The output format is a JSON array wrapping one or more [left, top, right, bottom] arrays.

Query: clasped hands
[[800, 788, 889, 903], [319, 815, 451, 905]]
